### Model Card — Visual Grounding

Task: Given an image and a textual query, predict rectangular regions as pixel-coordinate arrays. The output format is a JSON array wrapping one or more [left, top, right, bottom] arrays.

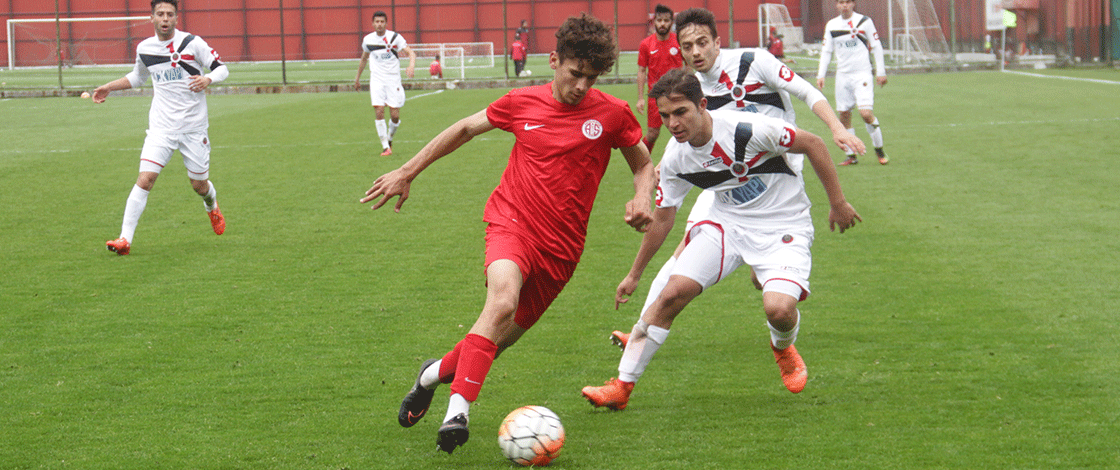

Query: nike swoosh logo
[[407, 410, 426, 422], [524, 124, 544, 130], [464, 377, 482, 385], [651, 49, 659, 54]]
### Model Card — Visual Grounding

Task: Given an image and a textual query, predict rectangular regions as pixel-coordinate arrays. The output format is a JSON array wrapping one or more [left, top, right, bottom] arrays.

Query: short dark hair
[[654, 4, 674, 18], [151, 0, 177, 12], [373, 11, 387, 21], [554, 13, 617, 73], [675, 8, 718, 39], [649, 68, 703, 107]]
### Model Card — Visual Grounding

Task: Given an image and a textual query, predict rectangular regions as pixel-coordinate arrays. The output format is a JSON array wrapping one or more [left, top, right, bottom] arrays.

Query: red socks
[[443, 333, 498, 402]]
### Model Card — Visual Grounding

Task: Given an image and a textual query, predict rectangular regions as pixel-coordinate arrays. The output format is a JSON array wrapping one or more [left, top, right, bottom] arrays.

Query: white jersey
[[361, 30, 408, 80], [695, 48, 825, 127], [657, 110, 811, 230], [126, 29, 226, 133], [817, 13, 886, 78]]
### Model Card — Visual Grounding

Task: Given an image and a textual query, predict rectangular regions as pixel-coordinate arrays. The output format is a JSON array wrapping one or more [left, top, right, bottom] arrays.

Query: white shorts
[[369, 79, 406, 108], [671, 219, 814, 300], [834, 71, 875, 112], [139, 130, 211, 180]]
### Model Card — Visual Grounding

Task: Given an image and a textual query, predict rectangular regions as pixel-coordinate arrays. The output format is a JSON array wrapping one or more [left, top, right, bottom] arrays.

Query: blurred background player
[[363, 13, 655, 455], [512, 33, 527, 77], [429, 54, 442, 79], [598, 7, 864, 384], [816, 0, 890, 165], [516, 19, 531, 54], [766, 26, 796, 64], [636, 4, 683, 151], [583, 70, 860, 410], [94, 0, 228, 256], [355, 11, 416, 157]]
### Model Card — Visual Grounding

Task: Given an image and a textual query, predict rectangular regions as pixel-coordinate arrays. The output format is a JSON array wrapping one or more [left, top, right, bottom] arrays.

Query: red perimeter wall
[[2, 0, 798, 67]]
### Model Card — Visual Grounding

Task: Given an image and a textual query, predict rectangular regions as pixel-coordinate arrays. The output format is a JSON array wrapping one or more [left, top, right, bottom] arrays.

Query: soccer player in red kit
[[361, 13, 656, 455], [636, 4, 684, 151]]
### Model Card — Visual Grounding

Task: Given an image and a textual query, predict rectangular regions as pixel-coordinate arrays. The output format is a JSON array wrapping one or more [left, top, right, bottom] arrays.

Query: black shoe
[[398, 358, 438, 428], [436, 413, 469, 454]]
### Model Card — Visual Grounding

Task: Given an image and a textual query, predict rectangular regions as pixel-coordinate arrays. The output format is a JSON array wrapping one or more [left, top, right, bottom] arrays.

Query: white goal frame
[[7, 16, 149, 70], [411, 41, 494, 69], [758, 4, 804, 52], [407, 45, 466, 79]]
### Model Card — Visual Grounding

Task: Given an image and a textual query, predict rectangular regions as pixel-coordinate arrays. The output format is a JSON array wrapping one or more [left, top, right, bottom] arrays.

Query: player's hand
[[406, 65, 415, 79], [615, 274, 640, 310], [188, 75, 212, 93], [361, 169, 411, 212], [828, 202, 862, 233], [624, 197, 653, 232], [876, 76, 888, 87], [636, 99, 646, 115], [833, 131, 866, 155], [92, 86, 110, 104], [354, 78, 361, 89], [816, 77, 826, 90]]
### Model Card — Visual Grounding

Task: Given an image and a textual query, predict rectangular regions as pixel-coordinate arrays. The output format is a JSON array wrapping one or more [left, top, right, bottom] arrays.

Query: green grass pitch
[[2, 69, 1119, 469]]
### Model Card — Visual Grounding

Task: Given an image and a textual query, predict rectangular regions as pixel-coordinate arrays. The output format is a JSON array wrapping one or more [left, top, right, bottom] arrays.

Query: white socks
[[866, 118, 884, 149], [202, 181, 217, 212], [375, 120, 389, 149], [618, 320, 671, 383], [768, 309, 801, 350], [120, 185, 149, 242], [444, 393, 470, 423], [419, 359, 441, 389], [388, 119, 400, 142]]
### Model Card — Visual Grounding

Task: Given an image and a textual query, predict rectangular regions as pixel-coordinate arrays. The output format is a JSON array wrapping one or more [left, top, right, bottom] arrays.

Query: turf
[[1, 69, 1119, 469]]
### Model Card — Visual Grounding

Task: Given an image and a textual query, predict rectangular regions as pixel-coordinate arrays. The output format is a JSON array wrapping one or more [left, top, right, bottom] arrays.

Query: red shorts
[[646, 97, 663, 129], [485, 225, 578, 330]]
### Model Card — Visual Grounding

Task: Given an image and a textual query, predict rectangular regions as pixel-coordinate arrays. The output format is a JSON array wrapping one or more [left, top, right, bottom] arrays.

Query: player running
[[589, 7, 864, 395], [817, 0, 890, 165], [355, 11, 416, 156], [582, 69, 860, 410], [363, 13, 655, 455], [93, 0, 228, 256]]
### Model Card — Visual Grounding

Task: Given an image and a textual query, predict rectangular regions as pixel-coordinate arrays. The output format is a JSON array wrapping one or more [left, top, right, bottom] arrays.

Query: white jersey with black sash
[[127, 29, 225, 133]]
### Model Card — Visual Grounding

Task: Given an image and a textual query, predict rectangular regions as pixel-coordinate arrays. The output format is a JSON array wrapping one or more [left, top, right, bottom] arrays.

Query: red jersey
[[429, 60, 442, 77], [637, 33, 683, 87], [511, 40, 526, 61], [484, 84, 643, 262]]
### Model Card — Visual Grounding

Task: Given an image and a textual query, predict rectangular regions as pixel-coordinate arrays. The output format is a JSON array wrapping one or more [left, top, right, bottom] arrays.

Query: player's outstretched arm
[[616, 206, 677, 309], [354, 52, 369, 88], [810, 100, 866, 155], [789, 127, 862, 233], [402, 46, 417, 78], [619, 143, 656, 232], [92, 77, 133, 104], [361, 109, 495, 212]]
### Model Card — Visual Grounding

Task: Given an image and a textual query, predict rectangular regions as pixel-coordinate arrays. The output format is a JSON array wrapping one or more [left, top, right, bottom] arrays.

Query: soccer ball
[[497, 405, 565, 466], [519, 69, 532, 77]]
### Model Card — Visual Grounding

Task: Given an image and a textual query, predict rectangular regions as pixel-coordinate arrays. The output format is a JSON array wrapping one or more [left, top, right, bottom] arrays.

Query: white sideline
[[1002, 70, 1120, 85]]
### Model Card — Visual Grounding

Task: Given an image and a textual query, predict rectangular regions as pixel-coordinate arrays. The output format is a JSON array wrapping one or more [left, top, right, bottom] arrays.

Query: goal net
[[410, 42, 494, 69], [886, 0, 951, 64], [407, 44, 466, 79], [758, 4, 804, 52], [7, 16, 150, 70]]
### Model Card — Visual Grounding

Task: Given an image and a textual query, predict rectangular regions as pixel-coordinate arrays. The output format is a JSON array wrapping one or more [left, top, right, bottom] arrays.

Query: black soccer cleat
[[436, 413, 470, 454], [398, 358, 439, 428]]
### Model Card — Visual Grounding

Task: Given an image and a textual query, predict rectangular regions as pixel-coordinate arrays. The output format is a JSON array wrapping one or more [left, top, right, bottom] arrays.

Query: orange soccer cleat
[[610, 330, 629, 350], [838, 156, 859, 166], [380, 147, 393, 156], [772, 344, 808, 394], [581, 377, 634, 410], [106, 237, 131, 256], [208, 205, 225, 235]]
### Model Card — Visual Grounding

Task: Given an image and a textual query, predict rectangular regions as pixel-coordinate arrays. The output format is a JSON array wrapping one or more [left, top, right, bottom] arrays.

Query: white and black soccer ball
[[497, 405, 565, 466], [519, 69, 532, 77]]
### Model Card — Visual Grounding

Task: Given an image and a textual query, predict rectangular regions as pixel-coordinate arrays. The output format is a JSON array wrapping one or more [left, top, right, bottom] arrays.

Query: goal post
[[410, 41, 494, 69], [758, 4, 804, 52], [407, 44, 466, 79], [7, 16, 149, 70], [886, 0, 951, 64]]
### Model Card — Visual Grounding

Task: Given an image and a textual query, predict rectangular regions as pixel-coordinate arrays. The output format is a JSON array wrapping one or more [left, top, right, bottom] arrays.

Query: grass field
[[2, 69, 1119, 469]]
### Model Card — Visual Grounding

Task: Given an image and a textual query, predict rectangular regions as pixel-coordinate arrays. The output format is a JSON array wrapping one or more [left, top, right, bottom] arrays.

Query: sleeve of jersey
[[755, 117, 795, 158], [485, 92, 516, 132], [760, 53, 826, 109], [816, 29, 833, 79], [611, 100, 643, 149], [125, 54, 149, 88], [193, 38, 228, 84], [864, 21, 887, 76], [655, 159, 690, 209], [637, 42, 649, 67]]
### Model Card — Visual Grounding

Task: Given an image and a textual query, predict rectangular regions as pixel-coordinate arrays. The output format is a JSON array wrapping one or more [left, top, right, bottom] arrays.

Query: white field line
[[1002, 69, 1120, 85]]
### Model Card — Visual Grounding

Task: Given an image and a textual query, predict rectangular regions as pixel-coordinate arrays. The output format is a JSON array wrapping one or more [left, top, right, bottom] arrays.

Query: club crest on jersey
[[669, 47, 679, 56], [582, 119, 603, 140], [170, 52, 181, 66], [730, 84, 747, 101], [730, 162, 748, 177], [778, 65, 794, 82]]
